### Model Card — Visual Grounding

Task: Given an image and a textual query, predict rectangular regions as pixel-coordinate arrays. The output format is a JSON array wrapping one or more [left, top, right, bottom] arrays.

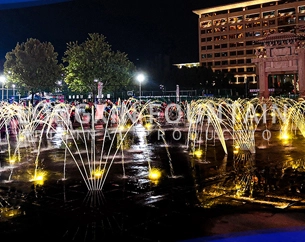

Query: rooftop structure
[[193, 0, 305, 88]]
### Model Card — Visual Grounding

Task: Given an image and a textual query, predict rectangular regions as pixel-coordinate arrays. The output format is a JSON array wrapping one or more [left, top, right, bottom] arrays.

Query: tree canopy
[[3, 38, 63, 98], [62, 33, 136, 99]]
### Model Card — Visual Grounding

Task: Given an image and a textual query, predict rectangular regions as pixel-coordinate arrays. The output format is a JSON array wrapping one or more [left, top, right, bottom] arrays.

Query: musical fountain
[[1, 97, 305, 241]]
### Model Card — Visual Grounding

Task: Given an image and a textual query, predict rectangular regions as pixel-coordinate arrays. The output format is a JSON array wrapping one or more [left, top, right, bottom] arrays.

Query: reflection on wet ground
[[1, 127, 305, 241]]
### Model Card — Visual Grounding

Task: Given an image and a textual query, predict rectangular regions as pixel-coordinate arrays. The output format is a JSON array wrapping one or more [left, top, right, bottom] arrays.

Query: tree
[[62, 33, 136, 101], [4, 38, 63, 103]]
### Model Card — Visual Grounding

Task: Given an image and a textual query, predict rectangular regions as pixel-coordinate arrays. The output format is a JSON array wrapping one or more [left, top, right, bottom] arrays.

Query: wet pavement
[[1, 126, 305, 241]]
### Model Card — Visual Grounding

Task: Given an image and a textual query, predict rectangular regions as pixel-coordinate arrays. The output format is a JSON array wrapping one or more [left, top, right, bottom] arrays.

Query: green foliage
[[3, 38, 63, 95], [63, 33, 136, 98]]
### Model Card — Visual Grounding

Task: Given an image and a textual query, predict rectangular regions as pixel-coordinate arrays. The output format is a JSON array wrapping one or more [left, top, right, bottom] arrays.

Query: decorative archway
[[252, 32, 305, 98]]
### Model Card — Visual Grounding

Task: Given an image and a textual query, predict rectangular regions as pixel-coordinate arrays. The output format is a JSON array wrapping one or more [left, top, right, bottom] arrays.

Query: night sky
[[0, 0, 238, 70]]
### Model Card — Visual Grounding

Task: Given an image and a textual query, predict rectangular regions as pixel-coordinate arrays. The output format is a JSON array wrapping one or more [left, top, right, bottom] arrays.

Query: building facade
[[193, 0, 305, 91], [252, 32, 305, 98]]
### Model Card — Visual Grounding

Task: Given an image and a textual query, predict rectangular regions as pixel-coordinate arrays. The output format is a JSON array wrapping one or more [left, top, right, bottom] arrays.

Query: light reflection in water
[[194, 146, 305, 209], [2, 97, 305, 226]]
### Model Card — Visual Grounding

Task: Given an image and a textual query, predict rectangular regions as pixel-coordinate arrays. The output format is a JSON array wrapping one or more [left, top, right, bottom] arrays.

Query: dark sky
[[0, 0, 237, 69]]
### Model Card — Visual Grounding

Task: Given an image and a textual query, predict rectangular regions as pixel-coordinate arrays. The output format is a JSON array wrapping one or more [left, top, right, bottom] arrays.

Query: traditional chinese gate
[[252, 32, 305, 98]]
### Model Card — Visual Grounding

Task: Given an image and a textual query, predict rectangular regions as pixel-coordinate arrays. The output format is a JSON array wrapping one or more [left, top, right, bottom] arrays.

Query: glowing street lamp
[[12, 84, 16, 100], [0, 75, 5, 101], [136, 73, 145, 102]]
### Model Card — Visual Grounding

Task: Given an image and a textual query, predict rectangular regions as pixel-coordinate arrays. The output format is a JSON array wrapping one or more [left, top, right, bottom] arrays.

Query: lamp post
[[95, 79, 103, 104], [94, 79, 98, 103], [0, 75, 5, 101], [12, 84, 15, 101], [136, 73, 145, 102], [160, 84, 165, 98], [6, 85, 8, 101]]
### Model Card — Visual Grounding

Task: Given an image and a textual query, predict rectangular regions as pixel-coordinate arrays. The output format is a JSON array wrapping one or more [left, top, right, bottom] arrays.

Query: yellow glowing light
[[275, 203, 290, 209], [91, 168, 105, 178], [233, 149, 239, 154], [36, 175, 43, 180], [193, 149, 203, 158], [292, 164, 298, 169], [144, 123, 153, 130], [8, 156, 17, 164], [18, 134, 25, 141], [31, 170, 47, 185], [119, 125, 125, 131], [1, 208, 22, 219], [236, 190, 243, 197], [280, 132, 290, 140], [148, 168, 162, 181]]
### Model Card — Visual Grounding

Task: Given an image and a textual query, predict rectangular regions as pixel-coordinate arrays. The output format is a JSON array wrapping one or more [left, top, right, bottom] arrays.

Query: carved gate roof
[[257, 32, 305, 44]]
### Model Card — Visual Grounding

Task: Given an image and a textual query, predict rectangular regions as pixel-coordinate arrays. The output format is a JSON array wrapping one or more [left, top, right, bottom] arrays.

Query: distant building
[[172, 62, 200, 69], [192, 0, 305, 89]]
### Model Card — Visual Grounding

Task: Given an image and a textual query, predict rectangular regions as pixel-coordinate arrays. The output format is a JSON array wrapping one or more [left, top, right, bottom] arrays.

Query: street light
[[95, 79, 103, 104], [12, 84, 16, 101], [94, 79, 98, 103], [0, 75, 5, 101], [136, 73, 145, 102]]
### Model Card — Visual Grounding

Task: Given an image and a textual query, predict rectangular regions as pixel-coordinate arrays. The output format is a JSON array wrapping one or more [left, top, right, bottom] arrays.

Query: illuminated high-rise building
[[193, 0, 305, 86]]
